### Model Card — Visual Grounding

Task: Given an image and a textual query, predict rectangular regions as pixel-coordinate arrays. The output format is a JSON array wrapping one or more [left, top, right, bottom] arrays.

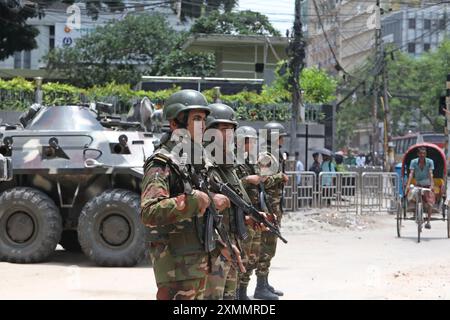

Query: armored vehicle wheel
[[0, 187, 62, 263], [78, 189, 146, 267], [60, 230, 82, 252]]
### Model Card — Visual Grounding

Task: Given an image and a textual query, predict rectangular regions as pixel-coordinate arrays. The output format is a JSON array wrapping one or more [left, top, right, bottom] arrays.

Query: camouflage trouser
[[150, 242, 209, 300], [204, 248, 238, 300], [239, 228, 261, 286], [224, 266, 238, 300], [256, 206, 282, 277], [156, 278, 207, 300]]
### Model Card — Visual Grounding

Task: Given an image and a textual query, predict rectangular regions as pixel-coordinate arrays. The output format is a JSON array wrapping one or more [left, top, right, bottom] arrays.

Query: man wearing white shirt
[[295, 152, 304, 185]]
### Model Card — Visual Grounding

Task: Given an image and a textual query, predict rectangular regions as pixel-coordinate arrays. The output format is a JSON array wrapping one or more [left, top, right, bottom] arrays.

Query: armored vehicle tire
[[0, 187, 62, 263], [60, 230, 82, 252], [78, 189, 146, 267]]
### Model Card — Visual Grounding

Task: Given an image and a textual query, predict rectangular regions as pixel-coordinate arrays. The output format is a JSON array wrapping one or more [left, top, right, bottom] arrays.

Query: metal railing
[[282, 171, 399, 214], [360, 172, 399, 214]]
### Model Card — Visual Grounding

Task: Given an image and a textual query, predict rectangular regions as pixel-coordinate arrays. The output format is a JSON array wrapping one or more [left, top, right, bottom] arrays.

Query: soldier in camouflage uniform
[[234, 126, 273, 300], [141, 90, 232, 300], [254, 122, 289, 300], [203, 104, 258, 300]]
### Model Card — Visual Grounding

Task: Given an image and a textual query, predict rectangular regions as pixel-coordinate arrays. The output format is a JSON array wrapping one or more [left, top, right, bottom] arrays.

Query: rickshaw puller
[[405, 147, 435, 229]]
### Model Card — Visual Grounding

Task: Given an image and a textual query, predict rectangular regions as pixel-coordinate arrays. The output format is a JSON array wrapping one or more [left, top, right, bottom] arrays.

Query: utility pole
[[288, 0, 306, 158], [382, 49, 394, 170], [372, 0, 382, 165], [34, 77, 43, 104], [445, 74, 450, 168], [176, 0, 182, 22]]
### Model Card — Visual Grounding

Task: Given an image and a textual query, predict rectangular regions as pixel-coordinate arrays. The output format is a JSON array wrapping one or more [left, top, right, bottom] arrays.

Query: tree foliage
[[170, 0, 238, 20], [336, 39, 450, 147], [264, 61, 337, 104], [0, 1, 124, 61], [190, 10, 281, 36], [45, 14, 215, 87]]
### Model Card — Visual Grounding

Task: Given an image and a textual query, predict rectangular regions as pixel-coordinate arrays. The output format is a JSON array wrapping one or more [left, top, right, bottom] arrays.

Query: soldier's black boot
[[238, 285, 250, 300], [266, 276, 284, 296], [254, 276, 279, 300]]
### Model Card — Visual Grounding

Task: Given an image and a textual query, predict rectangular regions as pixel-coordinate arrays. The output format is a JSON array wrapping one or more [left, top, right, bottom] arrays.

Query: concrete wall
[[217, 44, 285, 83]]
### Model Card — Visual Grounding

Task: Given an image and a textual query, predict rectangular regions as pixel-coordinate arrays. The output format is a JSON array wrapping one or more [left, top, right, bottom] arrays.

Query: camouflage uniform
[[256, 149, 285, 278], [234, 161, 262, 288], [141, 140, 210, 300], [204, 164, 251, 300]]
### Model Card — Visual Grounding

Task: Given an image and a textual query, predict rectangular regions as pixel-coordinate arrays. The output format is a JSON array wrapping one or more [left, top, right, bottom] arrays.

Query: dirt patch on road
[[282, 210, 389, 233]]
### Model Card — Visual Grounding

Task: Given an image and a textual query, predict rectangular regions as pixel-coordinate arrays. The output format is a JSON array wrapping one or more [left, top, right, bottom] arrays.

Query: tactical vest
[[235, 161, 260, 209], [208, 164, 250, 241], [144, 143, 207, 255]]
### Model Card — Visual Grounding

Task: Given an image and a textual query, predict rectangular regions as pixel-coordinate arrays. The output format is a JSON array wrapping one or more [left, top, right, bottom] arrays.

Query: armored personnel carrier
[[0, 99, 160, 267]]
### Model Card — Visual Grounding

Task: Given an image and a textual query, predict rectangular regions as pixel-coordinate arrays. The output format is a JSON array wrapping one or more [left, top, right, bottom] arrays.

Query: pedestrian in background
[[295, 152, 304, 186], [309, 152, 321, 175]]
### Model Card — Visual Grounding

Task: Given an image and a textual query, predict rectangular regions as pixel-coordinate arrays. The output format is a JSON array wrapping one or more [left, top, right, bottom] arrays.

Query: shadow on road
[[38, 249, 153, 269], [398, 236, 450, 243]]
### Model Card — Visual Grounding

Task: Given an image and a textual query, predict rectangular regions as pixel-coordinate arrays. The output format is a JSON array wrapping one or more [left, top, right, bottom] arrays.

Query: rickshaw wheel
[[402, 197, 407, 219], [417, 202, 423, 243], [418, 224, 422, 243], [442, 202, 446, 221], [447, 208, 450, 239], [396, 201, 402, 238]]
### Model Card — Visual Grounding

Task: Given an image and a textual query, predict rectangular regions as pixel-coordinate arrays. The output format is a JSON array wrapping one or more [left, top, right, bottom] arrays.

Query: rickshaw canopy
[[401, 143, 447, 179]]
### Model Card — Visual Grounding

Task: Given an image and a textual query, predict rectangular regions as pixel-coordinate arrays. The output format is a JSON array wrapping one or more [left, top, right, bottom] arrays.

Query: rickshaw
[[396, 143, 450, 242]]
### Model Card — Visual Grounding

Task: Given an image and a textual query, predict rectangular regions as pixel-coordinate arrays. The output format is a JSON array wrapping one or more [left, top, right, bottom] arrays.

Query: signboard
[[54, 22, 95, 48]]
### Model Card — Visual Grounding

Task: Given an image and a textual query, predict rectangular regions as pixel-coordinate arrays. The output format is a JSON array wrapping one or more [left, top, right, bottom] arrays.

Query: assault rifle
[[209, 177, 288, 244]]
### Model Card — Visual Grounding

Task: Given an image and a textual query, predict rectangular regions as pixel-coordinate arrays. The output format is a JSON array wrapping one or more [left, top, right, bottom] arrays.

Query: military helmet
[[205, 103, 238, 129], [163, 89, 210, 121], [264, 122, 288, 137], [236, 125, 258, 139]]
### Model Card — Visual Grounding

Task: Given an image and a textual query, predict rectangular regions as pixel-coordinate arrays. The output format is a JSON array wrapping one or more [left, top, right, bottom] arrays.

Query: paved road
[[1, 214, 449, 300]]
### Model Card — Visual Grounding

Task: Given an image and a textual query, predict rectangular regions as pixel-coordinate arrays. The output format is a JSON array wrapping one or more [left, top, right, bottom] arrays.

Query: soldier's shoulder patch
[[144, 152, 171, 170], [146, 165, 170, 178]]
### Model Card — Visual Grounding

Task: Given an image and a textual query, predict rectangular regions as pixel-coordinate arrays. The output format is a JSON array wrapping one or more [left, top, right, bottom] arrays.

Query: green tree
[[151, 50, 215, 77], [0, 1, 123, 61], [171, 0, 238, 20], [336, 39, 450, 147], [45, 14, 215, 87], [264, 61, 337, 104], [191, 10, 281, 36]]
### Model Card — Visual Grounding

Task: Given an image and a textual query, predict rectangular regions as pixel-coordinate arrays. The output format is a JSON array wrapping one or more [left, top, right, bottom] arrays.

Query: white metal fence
[[282, 171, 399, 214]]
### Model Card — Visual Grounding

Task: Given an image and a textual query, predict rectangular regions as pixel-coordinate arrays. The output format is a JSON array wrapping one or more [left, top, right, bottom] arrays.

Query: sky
[[237, 0, 295, 34]]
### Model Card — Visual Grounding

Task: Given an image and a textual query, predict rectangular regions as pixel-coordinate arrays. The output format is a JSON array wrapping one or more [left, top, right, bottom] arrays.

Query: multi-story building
[[0, 1, 192, 78], [382, 3, 450, 56], [306, 0, 381, 73], [305, 0, 444, 72]]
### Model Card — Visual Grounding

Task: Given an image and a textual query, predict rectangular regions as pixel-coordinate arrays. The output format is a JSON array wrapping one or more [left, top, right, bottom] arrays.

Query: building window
[[439, 19, 446, 30], [49, 25, 55, 49], [424, 43, 431, 52], [424, 19, 431, 29], [409, 18, 416, 29], [408, 43, 416, 54], [13, 52, 22, 69], [23, 51, 31, 69]]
